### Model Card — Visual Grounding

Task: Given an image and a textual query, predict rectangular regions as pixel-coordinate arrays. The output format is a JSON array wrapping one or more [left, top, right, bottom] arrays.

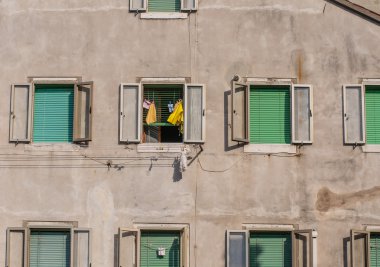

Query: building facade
[[1, 0, 380, 266]]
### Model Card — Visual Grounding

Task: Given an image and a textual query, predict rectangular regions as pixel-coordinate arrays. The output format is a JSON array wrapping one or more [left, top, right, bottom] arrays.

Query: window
[[118, 224, 189, 267], [129, 0, 197, 13], [6, 224, 91, 267], [231, 79, 313, 148], [119, 82, 205, 144], [9, 80, 93, 143], [343, 83, 380, 147], [227, 227, 314, 267], [351, 229, 380, 267]]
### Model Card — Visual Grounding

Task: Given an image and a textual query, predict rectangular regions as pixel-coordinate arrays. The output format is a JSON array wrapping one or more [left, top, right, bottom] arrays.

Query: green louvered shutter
[[140, 231, 180, 267], [371, 234, 380, 267], [148, 0, 181, 12], [250, 85, 291, 144], [250, 232, 292, 267], [33, 84, 74, 143], [30, 231, 70, 267], [366, 86, 380, 144]]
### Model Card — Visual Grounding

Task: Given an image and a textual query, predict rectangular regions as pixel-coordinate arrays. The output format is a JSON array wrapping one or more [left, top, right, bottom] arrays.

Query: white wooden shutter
[[292, 84, 313, 144], [9, 84, 32, 143], [226, 230, 249, 267], [184, 84, 205, 143], [231, 81, 249, 143], [120, 83, 142, 143], [181, 0, 197, 11], [6, 227, 27, 267], [119, 228, 140, 267], [351, 230, 370, 267], [130, 0, 146, 12], [74, 81, 93, 142], [73, 228, 91, 267], [343, 85, 365, 145], [293, 229, 313, 267]]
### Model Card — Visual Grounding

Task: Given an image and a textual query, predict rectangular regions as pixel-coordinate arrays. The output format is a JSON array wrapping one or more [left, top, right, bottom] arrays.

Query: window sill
[[243, 144, 297, 154], [137, 143, 187, 153], [362, 145, 380, 153], [140, 12, 188, 19], [25, 143, 81, 152]]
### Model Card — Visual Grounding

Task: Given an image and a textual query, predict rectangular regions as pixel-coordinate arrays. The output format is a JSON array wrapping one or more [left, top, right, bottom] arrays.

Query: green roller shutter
[[250, 232, 292, 267], [148, 0, 181, 12], [371, 234, 380, 267], [249, 85, 291, 144], [30, 230, 70, 267], [33, 84, 74, 143], [140, 231, 180, 267], [366, 86, 380, 144]]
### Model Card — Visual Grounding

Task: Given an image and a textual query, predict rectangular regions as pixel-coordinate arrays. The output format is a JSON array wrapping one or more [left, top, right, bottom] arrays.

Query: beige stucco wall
[[0, 0, 380, 266]]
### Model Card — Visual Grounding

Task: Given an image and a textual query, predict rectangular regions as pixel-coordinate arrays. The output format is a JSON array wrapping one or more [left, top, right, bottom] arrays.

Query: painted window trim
[[119, 223, 190, 267], [9, 77, 93, 144], [129, 0, 198, 13], [6, 222, 92, 267], [140, 12, 188, 19]]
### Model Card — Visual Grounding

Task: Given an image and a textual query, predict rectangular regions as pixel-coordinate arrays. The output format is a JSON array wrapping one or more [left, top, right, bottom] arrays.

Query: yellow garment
[[146, 102, 157, 124], [167, 101, 184, 133]]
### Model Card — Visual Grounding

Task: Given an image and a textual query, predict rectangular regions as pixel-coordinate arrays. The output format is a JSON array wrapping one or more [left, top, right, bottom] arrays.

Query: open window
[[226, 228, 314, 267], [6, 225, 92, 267], [118, 225, 189, 267], [129, 0, 197, 12], [351, 230, 369, 267], [231, 81, 313, 146], [9, 80, 93, 144], [119, 82, 205, 145]]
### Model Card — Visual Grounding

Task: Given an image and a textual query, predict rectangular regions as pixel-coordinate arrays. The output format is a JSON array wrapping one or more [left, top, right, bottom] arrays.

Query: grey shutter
[[181, 0, 197, 11], [293, 230, 313, 267], [119, 228, 140, 267], [9, 84, 32, 143], [120, 84, 142, 143], [74, 81, 93, 142], [351, 230, 369, 267], [343, 85, 365, 145], [6, 228, 27, 267], [73, 228, 91, 267], [184, 84, 205, 143], [292, 85, 313, 144], [130, 0, 146, 11], [227, 230, 249, 267], [232, 81, 249, 142]]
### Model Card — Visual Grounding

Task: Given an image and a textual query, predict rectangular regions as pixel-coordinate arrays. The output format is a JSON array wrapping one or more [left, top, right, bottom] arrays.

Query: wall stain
[[316, 186, 380, 212]]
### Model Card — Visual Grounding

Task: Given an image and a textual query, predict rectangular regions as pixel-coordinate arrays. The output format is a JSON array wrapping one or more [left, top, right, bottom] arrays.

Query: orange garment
[[167, 100, 184, 133], [146, 102, 157, 124]]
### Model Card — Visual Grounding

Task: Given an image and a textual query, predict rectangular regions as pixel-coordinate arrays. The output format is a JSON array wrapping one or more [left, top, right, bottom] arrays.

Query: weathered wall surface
[[0, 0, 379, 266]]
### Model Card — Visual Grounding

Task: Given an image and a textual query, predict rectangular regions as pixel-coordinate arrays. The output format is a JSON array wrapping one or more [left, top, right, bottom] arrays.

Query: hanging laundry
[[167, 100, 184, 133], [146, 101, 157, 124], [143, 99, 151, 110]]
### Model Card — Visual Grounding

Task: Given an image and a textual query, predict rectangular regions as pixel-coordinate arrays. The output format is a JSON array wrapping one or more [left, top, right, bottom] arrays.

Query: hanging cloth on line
[[167, 100, 184, 133], [146, 101, 157, 124]]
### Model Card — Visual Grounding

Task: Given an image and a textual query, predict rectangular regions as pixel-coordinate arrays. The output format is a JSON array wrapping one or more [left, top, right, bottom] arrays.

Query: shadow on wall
[[224, 89, 245, 152], [343, 236, 350, 267]]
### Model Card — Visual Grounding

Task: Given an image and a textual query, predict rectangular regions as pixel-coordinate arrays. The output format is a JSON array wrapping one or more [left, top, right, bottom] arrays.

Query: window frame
[[119, 80, 206, 148], [227, 224, 314, 267], [129, 0, 197, 13], [231, 78, 313, 152], [9, 78, 93, 144], [6, 222, 92, 267], [118, 224, 190, 267]]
